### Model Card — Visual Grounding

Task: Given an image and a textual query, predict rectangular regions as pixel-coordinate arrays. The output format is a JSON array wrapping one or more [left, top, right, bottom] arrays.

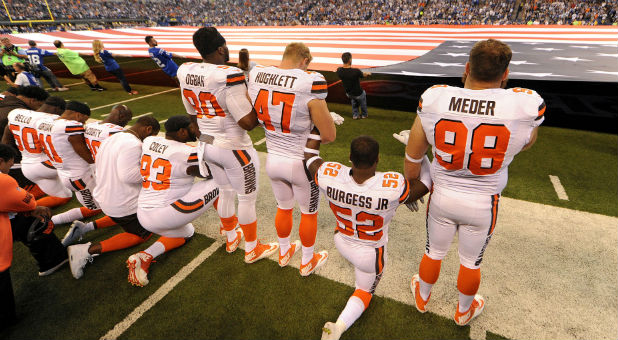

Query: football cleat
[[61, 220, 86, 247], [299, 251, 328, 277], [454, 295, 485, 326], [410, 274, 430, 313], [226, 229, 244, 253], [321, 320, 345, 340], [38, 258, 68, 276], [127, 251, 154, 287], [279, 240, 300, 267], [244, 241, 278, 264], [68, 242, 96, 279]]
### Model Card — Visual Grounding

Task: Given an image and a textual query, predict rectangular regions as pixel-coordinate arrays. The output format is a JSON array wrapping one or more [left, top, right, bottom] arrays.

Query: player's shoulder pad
[[63, 119, 84, 134], [381, 171, 409, 202], [418, 85, 450, 114], [309, 71, 327, 96], [215, 65, 245, 87], [509, 87, 545, 120]]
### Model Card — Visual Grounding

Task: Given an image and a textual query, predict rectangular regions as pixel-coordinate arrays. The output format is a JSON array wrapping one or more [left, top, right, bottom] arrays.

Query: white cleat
[[299, 251, 328, 277], [67, 242, 96, 279], [321, 320, 346, 340], [454, 294, 485, 326], [62, 221, 86, 247]]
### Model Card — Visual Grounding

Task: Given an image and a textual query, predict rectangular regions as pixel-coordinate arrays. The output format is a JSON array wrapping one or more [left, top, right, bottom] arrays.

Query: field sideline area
[[1, 57, 616, 340]]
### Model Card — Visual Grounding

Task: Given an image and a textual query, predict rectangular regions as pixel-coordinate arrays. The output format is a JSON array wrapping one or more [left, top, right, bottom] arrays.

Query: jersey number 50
[[434, 119, 510, 175]]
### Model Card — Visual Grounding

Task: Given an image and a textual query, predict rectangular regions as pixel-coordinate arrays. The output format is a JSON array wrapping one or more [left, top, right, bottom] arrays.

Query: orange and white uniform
[[84, 121, 124, 161], [247, 65, 326, 214], [137, 136, 218, 238], [36, 117, 99, 210], [417, 85, 545, 268], [316, 161, 410, 292], [6, 109, 71, 198], [177, 62, 257, 227]]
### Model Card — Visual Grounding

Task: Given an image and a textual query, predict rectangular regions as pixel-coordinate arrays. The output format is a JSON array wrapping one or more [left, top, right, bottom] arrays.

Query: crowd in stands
[[0, 0, 616, 29]]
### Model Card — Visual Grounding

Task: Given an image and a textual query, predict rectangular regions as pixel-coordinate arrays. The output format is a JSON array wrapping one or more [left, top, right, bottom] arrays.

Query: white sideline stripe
[[255, 137, 266, 146], [94, 88, 179, 112], [549, 175, 569, 200], [130, 112, 154, 120], [99, 241, 223, 340], [159, 119, 168, 124]]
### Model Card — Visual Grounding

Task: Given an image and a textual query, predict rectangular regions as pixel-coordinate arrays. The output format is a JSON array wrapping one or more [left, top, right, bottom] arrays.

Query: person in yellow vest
[[0, 38, 25, 67], [53, 40, 106, 91]]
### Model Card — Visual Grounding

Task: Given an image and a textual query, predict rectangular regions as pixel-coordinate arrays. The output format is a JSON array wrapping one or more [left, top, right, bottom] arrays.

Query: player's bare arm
[[521, 126, 539, 151], [226, 85, 259, 131], [68, 134, 94, 164], [308, 99, 336, 144], [1, 125, 14, 145], [404, 116, 429, 181], [303, 127, 325, 179]]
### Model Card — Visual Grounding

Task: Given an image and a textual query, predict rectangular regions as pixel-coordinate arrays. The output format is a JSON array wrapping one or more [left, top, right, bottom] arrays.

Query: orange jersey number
[[254, 89, 295, 133], [329, 202, 385, 241], [434, 119, 510, 175], [38, 133, 62, 163], [382, 173, 399, 188], [183, 89, 225, 119], [323, 162, 341, 177], [84, 138, 101, 161], [9, 125, 42, 153], [140, 154, 172, 190]]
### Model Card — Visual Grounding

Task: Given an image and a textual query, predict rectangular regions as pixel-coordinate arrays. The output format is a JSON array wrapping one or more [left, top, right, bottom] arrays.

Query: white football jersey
[[35, 117, 90, 178], [177, 62, 252, 150], [316, 162, 410, 248], [84, 121, 124, 161], [7, 109, 55, 164], [418, 85, 545, 195], [138, 136, 199, 209], [247, 65, 328, 159]]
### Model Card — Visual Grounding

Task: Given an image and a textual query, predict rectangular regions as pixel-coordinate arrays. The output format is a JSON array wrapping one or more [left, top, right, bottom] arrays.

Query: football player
[[303, 135, 430, 340], [127, 115, 219, 287], [145, 35, 180, 79], [405, 39, 544, 326], [68, 116, 160, 279], [178, 27, 278, 263], [34, 101, 116, 246], [247, 42, 336, 274], [2, 96, 73, 208]]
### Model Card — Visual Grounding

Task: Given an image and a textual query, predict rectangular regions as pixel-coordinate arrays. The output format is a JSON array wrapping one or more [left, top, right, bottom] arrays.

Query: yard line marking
[[93, 88, 179, 112], [255, 137, 266, 145], [99, 241, 223, 340], [549, 175, 569, 200], [130, 112, 154, 120], [159, 119, 168, 124]]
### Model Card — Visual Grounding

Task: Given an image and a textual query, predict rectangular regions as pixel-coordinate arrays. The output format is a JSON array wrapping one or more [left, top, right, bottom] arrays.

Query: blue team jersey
[[148, 46, 178, 77], [26, 47, 54, 71], [99, 50, 120, 71]]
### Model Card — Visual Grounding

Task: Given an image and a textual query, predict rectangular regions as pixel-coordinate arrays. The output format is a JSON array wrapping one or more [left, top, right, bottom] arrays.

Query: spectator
[[12, 62, 40, 88], [336, 52, 370, 120], [53, 40, 106, 91], [92, 40, 138, 95], [25, 40, 69, 92]]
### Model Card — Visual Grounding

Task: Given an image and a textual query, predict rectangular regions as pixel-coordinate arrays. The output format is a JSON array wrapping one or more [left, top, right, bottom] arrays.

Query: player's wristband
[[306, 156, 322, 169], [304, 147, 320, 155], [405, 153, 423, 163], [308, 134, 321, 141]]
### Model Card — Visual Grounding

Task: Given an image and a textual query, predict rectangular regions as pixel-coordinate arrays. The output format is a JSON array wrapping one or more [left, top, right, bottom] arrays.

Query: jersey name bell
[[7, 109, 55, 165]]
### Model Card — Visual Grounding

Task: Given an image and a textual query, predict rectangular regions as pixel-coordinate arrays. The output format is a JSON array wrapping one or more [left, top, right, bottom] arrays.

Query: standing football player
[[127, 115, 219, 287], [178, 26, 278, 263], [247, 42, 336, 274], [145, 35, 180, 80], [303, 135, 430, 340], [405, 39, 544, 326]]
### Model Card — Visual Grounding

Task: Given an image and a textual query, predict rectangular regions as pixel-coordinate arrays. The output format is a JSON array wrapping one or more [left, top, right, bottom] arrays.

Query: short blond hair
[[282, 42, 312, 64]]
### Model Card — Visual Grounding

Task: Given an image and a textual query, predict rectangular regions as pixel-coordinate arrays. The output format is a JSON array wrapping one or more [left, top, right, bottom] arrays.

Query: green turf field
[[1, 58, 616, 340]]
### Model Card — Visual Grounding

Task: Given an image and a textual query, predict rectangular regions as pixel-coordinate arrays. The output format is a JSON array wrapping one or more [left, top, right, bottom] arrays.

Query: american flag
[[4, 25, 617, 72]]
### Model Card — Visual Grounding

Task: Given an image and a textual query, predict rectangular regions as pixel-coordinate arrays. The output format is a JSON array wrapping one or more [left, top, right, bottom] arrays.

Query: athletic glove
[[393, 129, 410, 145], [330, 112, 345, 125]]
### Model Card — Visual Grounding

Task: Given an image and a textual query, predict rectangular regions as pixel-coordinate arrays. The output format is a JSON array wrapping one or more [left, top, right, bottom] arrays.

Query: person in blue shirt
[[145, 35, 179, 79], [25, 41, 68, 92], [92, 40, 138, 95], [12, 63, 40, 88]]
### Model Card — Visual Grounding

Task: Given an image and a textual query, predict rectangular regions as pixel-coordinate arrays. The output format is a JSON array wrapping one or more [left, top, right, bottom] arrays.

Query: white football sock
[[245, 240, 257, 252], [226, 229, 238, 243], [301, 245, 314, 265], [419, 277, 433, 301], [338, 296, 364, 331], [144, 241, 165, 259], [278, 236, 290, 255], [52, 207, 84, 225], [83, 222, 95, 233], [458, 292, 475, 313]]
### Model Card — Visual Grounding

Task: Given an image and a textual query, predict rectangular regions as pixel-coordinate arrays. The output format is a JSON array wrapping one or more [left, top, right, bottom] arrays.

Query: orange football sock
[[79, 207, 101, 218], [457, 265, 481, 296], [158, 236, 187, 252], [299, 213, 318, 247], [419, 254, 442, 284], [36, 196, 72, 208], [93, 216, 116, 229], [220, 215, 238, 231], [275, 208, 293, 238], [240, 220, 257, 243], [352, 289, 373, 309], [27, 184, 46, 199], [100, 232, 147, 253], [213, 197, 219, 210]]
